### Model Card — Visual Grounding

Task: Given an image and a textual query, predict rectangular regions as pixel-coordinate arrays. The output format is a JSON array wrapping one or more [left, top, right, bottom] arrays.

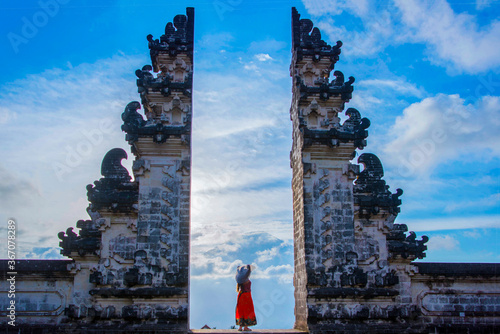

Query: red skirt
[[235, 291, 257, 326]]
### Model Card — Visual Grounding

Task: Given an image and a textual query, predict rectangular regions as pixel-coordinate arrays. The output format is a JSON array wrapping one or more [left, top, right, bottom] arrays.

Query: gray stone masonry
[[290, 7, 500, 334]]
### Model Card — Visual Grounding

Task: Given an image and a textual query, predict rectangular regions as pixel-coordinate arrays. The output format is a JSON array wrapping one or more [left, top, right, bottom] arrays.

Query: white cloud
[[25, 247, 64, 259], [444, 193, 500, 213], [463, 229, 482, 239], [358, 79, 424, 98], [404, 215, 500, 231], [256, 247, 280, 263], [0, 164, 42, 205], [255, 53, 273, 62], [244, 61, 260, 73], [302, 0, 500, 73], [195, 32, 236, 70], [395, 0, 500, 73], [256, 264, 293, 284], [189, 51, 294, 249], [476, 0, 495, 10], [197, 32, 234, 51], [190, 229, 293, 282], [427, 235, 459, 250], [192, 188, 292, 235], [194, 114, 274, 139], [0, 107, 17, 124], [0, 54, 144, 258], [248, 39, 287, 54], [382, 94, 500, 176], [349, 93, 383, 110], [350, 77, 426, 112], [302, 0, 398, 57], [303, 0, 369, 17]]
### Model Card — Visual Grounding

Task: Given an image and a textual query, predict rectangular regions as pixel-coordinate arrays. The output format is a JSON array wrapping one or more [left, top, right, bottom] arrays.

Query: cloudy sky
[[1, 0, 499, 329]]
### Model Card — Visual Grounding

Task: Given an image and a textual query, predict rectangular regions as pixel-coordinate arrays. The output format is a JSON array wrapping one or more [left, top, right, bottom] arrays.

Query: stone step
[[190, 330, 308, 334]]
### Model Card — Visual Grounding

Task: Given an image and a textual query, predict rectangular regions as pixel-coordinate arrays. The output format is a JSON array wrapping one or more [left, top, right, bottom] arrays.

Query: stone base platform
[[190, 330, 308, 334]]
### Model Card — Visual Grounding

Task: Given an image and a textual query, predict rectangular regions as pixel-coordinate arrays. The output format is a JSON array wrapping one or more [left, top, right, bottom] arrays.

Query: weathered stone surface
[[292, 7, 342, 64], [89, 287, 187, 298], [0, 259, 72, 275], [414, 262, 500, 276], [387, 225, 428, 260], [86, 148, 139, 213], [58, 221, 101, 257], [0, 260, 73, 325], [121, 101, 191, 147], [136, 65, 193, 97], [147, 7, 194, 70], [353, 153, 403, 217], [302, 108, 369, 149], [290, 6, 500, 334]]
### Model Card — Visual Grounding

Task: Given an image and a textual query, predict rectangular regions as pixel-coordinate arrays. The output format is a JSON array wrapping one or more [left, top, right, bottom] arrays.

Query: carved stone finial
[[354, 153, 403, 218], [357, 153, 384, 183], [147, 7, 195, 70], [121, 101, 145, 129], [387, 224, 429, 260], [135, 63, 191, 98], [101, 148, 130, 181], [87, 149, 138, 213], [292, 7, 342, 65], [58, 220, 101, 258]]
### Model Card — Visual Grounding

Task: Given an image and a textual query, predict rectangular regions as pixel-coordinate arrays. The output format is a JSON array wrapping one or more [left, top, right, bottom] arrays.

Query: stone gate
[[289, 7, 500, 333], [1, 7, 499, 334]]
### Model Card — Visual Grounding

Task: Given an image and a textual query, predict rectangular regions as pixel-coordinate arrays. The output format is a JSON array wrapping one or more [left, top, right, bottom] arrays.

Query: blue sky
[[0, 0, 499, 330]]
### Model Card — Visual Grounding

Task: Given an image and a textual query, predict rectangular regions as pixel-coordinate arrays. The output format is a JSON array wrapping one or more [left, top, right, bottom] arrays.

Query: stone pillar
[[121, 7, 194, 331], [58, 8, 194, 332], [59, 147, 140, 322], [290, 8, 428, 333]]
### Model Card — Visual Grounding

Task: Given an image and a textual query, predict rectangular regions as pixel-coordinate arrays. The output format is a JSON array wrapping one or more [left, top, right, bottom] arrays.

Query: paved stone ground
[[190, 330, 308, 334]]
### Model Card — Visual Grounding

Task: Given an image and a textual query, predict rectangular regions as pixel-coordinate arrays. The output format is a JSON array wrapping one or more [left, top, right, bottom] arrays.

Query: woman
[[235, 264, 257, 331]]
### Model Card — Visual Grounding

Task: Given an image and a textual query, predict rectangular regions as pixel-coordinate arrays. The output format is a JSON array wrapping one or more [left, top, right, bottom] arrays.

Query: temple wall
[[0, 260, 73, 326], [411, 263, 500, 330]]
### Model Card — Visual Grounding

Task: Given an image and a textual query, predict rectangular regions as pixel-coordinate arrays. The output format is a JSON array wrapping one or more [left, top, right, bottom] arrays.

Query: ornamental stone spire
[[290, 7, 428, 333], [57, 8, 194, 332]]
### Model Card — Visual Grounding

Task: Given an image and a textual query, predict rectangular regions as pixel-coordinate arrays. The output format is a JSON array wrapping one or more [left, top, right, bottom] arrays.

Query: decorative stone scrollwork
[[297, 73, 355, 102], [332, 70, 345, 86], [121, 101, 146, 143], [354, 153, 403, 218], [302, 108, 370, 149], [340, 267, 368, 287], [132, 158, 150, 176], [341, 108, 370, 149], [136, 65, 192, 97], [121, 101, 190, 145], [135, 65, 155, 88], [292, 7, 342, 65], [86, 148, 138, 213], [147, 7, 194, 68], [58, 219, 101, 257], [387, 224, 429, 260]]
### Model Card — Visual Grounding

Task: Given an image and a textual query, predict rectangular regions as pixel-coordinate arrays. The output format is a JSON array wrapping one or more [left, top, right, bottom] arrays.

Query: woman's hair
[[236, 281, 250, 292]]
